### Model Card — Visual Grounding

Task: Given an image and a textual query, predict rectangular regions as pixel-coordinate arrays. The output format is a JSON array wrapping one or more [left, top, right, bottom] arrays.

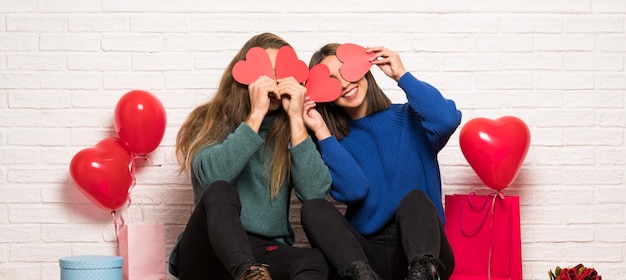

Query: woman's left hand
[[367, 46, 406, 82]]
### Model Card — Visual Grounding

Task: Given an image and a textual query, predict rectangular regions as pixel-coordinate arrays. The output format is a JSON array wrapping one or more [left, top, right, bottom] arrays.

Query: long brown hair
[[309, 43, 391, 140], [176, 33, 292, 199]]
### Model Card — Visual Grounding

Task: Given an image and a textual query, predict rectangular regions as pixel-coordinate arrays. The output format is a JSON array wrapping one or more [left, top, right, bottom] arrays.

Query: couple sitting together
[[168, 32, 462, 280]]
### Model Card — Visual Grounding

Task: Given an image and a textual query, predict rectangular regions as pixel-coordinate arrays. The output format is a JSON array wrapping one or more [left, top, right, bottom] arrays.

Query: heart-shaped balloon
[[336, 43, 373, 82], [114, 90, 167, 155], [459, 116, 530, 191], [69, 137, 135, 211], [232, 47, 274, 85], [305, 64, 342, 103], [275, 46, 309, 83]]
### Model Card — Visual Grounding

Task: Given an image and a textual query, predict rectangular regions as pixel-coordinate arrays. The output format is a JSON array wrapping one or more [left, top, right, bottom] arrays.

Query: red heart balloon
[[459, 116, 530, 191], [69, 137, 135, 211], [305, 64, 342, 103], [114, 90, 167, 155], [275, 46, 309, 83], [336, 43, 373, 82], [232, 47, 274, 85]]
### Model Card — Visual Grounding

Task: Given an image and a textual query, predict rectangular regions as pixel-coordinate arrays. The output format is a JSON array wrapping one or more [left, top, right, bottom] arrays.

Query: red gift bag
[[444, 193, 522, 280]]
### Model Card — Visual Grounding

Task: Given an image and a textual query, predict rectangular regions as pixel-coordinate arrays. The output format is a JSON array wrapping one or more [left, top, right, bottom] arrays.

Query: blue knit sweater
[[318, 72, 461, 235]]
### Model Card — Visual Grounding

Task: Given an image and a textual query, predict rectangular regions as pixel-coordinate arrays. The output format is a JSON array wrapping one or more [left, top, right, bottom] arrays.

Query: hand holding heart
[[336, 43, 373, 82], [233, 46, 308, 85], [232, 44, 375, 103], [305, 64, 342, 103]]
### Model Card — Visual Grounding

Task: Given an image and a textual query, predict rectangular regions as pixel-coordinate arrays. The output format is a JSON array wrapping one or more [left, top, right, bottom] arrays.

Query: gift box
[[59, 255, 123, 280]]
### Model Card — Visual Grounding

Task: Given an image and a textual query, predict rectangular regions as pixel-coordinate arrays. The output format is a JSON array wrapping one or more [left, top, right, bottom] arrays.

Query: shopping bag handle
[[459, 192, 506, 280], [460, 192, 502, 236]]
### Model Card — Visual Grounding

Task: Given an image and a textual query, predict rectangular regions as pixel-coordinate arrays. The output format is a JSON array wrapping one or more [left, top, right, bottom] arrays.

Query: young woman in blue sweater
[[169, 33, 331, 280], [300, 44, 461, 280]]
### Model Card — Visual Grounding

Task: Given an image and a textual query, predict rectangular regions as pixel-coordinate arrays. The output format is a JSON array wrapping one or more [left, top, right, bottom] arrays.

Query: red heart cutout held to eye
[[336, 43, 373, 82], [305, 64, 342, 103], [232, 47, 274, 85], [275, 46, 309, 83]]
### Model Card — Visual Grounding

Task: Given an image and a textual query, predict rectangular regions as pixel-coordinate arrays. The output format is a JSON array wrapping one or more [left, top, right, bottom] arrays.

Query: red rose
[[555, 264, 602, 280], [579, 267, 601, 280], [558, 267, 576, 280]]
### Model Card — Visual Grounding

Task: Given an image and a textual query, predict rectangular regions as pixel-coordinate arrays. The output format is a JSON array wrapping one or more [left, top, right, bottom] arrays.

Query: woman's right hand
[[303, 100, 332, 141], [246, 75, 278, 131], [248, 75, 278, 115]]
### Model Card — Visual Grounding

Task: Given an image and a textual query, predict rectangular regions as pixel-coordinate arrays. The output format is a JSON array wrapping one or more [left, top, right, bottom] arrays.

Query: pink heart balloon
[[459, 116, 530, 191]]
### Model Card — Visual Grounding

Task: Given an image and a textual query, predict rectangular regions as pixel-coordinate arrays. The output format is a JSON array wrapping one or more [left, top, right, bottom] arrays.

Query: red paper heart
[[336, 43, 373, 82], [69, 137, 135, 211], [305, 64, 342, 103], [459, 116, 530, 191], [275, 46, 309, 83], [232, 47, 274, 85]]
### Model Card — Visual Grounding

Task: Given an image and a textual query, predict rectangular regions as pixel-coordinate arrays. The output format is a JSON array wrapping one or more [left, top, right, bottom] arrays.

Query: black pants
[[176, 181, 328, 280], [301, 190, 455, 280]]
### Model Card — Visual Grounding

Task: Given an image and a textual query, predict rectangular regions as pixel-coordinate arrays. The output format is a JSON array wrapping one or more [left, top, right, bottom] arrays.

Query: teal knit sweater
[[169, 113, 331, 275], [318, 73, 461, 235]]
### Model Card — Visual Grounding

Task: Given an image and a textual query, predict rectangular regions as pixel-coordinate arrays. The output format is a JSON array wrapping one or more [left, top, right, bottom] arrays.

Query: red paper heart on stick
[[459, 116, 530, 191], [232, 47, 274, 85], [69, 137, 135, 211], [305, 64, 342, 103], [336, 43, 373, 82], [275, 46, 309, 83]]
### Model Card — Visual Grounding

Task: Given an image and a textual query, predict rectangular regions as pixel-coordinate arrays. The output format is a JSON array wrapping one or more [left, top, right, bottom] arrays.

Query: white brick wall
[[1, 1, 625, 279]]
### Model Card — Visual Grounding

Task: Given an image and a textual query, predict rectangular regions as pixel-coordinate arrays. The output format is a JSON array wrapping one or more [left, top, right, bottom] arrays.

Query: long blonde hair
[[176, 33, 293, 199]]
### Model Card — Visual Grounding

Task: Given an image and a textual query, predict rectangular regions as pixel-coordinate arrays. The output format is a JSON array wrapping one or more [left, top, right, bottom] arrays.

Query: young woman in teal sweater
[[169, 33, 331, 280], [300, 44, 462, 280]]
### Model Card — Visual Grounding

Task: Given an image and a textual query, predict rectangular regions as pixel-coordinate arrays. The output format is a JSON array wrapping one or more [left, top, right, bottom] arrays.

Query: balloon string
[[112, 210, 125, 242], [134, 154, 162, 167], [459, 191, 504, 280], [127, 153, 136, 208], [487, 191, 500, 280]]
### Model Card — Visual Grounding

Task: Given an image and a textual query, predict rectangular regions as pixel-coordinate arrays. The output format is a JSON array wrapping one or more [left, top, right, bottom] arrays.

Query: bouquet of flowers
[[548, 264, 602, 280]]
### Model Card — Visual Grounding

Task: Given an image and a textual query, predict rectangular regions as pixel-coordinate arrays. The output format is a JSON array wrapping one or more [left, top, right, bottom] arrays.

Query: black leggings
[[175, 181, 328, 280], [301, 190, 455, 280]]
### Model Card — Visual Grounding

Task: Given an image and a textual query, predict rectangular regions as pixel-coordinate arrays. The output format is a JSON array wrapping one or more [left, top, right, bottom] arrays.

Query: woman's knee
[[404, 190, 429, 203], [301, 198, 334, 219], [398, 190, 438, 219], [201, 180, 240, 208]]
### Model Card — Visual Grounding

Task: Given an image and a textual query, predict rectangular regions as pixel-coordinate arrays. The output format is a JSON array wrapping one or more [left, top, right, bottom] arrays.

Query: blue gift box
[[59, 255, 123, 280]]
